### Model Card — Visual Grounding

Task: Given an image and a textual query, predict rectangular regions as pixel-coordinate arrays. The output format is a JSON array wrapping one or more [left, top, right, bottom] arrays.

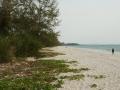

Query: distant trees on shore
[[0, 0, 60, 63]]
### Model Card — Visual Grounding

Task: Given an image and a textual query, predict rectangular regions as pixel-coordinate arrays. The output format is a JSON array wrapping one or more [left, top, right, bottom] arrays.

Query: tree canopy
[[0, 0, 60, 62]]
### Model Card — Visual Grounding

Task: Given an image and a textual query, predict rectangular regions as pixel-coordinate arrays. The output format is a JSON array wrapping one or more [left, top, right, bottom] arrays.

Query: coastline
[[46, 46, 120, 90], [65, 46, 120, 54]]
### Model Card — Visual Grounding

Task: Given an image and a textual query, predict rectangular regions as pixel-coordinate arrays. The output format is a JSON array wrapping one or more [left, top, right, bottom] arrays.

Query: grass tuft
[[88, 75, 105, 79], [38, 49, 65, 58], [60, 74, 85, 80], [90, 84, 97, 88], [66, 61, 77, 64], [0, 60, 86, 89]]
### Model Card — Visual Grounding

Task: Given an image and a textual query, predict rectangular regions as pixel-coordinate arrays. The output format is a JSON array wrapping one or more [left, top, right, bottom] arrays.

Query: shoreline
[[66, 45, 120, 53], [47, 46, 120, 90], [61, 46, 120, 57]]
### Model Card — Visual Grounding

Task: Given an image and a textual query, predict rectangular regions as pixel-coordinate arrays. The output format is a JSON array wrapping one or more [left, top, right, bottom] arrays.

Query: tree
[[0, 0, 12, 35], [0, 0, 59, 35], [0, 0, 60, 62]]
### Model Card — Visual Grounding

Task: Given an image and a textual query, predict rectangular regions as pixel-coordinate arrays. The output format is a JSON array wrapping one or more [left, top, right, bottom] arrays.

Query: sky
[[56, 0, 120, 44]]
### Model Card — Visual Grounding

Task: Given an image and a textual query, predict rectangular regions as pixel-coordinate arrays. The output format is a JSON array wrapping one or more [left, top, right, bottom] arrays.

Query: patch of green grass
[[69, 74, 85, 80], [94, 75, 105, 79], [90, 84, 97, 88], [80, 68, 90, 71], [70, 68, 89, 73], [54, 79, 64, 88], [41, 48, 54, 52], [0, 77, 55, 90], [88, 75, 105, 79], [38, 50, 65, 58], [67, 61, 77, 64], [0, 60, 84, 90], [60, 74, 85, 80]]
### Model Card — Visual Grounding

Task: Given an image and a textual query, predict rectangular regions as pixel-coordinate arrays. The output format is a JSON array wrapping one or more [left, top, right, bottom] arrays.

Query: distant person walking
[[112, 48, 114, 55]]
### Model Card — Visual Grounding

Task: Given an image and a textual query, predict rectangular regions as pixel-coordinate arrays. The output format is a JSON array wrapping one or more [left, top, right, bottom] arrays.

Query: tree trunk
[[0, 0, 12, 35]]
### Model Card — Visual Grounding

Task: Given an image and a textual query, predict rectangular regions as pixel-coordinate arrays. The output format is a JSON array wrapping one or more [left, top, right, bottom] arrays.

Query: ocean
[[66, 45, 120, 52]]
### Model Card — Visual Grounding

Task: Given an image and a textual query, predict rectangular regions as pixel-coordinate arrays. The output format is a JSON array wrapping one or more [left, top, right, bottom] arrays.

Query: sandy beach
[[46, 46, 120, 90]]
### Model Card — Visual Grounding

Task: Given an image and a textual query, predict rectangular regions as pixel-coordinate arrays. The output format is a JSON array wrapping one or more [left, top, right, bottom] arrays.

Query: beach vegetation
[[60, 74, 85, 80], [0, 37, 11, 63], [80, 68, 90, 71], [94, 75, 105, 79], [90, 84, 97, 88], [68, 68, 89, 73], [0, 0, 60, 63], [88, 75, 105, 79], [38, 49, 65, 58], [54, 79, 64, 88], [0, 59, 84, 89], [66, 61, 78, 64]]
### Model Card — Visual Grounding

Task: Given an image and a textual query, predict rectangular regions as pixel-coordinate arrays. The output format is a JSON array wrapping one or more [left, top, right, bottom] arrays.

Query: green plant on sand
[[0, 60, 86, 90]]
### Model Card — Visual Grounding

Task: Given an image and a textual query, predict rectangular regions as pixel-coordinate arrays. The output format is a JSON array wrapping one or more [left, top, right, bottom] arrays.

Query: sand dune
[[47, 46, 120, 90]]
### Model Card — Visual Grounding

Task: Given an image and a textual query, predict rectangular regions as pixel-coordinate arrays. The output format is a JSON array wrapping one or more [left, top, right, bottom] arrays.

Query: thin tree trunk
[[0, 0, 12, 34]]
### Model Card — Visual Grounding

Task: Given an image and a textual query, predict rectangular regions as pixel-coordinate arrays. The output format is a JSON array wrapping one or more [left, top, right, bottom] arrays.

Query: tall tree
[[0, 0, 59, 36], [0, 0, 60, 61], [0, 0, 12, 35]]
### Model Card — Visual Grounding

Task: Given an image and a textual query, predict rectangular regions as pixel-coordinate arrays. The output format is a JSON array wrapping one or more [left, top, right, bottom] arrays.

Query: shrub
[[0, 37, 11, 63], [15, 34, 42, 57]]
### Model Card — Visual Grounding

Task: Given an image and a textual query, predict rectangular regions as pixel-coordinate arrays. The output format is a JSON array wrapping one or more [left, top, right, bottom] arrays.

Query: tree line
[[0, 0, 60, 63]]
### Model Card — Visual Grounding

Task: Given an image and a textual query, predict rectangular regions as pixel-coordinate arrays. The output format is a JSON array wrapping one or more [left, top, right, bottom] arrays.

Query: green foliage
[[60, 74, 85, 80], [90, 84, 97, 88], [54, 79, 64, 88], [0, 0, 60, 62], [88, 74, 105, 79], [15, 35, 43, 57], [0, 60, 82, 89], [0, 37, 11, 63], [40, 31, 60, 47], [0, 77, 55, 90]]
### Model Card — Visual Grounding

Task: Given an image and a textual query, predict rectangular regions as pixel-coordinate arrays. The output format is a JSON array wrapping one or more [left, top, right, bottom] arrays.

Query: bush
[[0, 34, 43, 63], [40, 31, 60, 47], [0, 37, 11, 63], [15, 34, 42, 57]]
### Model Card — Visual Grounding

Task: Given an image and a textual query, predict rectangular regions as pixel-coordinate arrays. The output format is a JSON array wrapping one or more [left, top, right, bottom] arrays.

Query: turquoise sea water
[[66, 45, 120, 52]]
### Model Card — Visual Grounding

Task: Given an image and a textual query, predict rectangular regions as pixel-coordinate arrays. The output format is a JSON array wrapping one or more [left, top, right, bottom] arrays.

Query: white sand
[[46, 46, 120, 90]]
